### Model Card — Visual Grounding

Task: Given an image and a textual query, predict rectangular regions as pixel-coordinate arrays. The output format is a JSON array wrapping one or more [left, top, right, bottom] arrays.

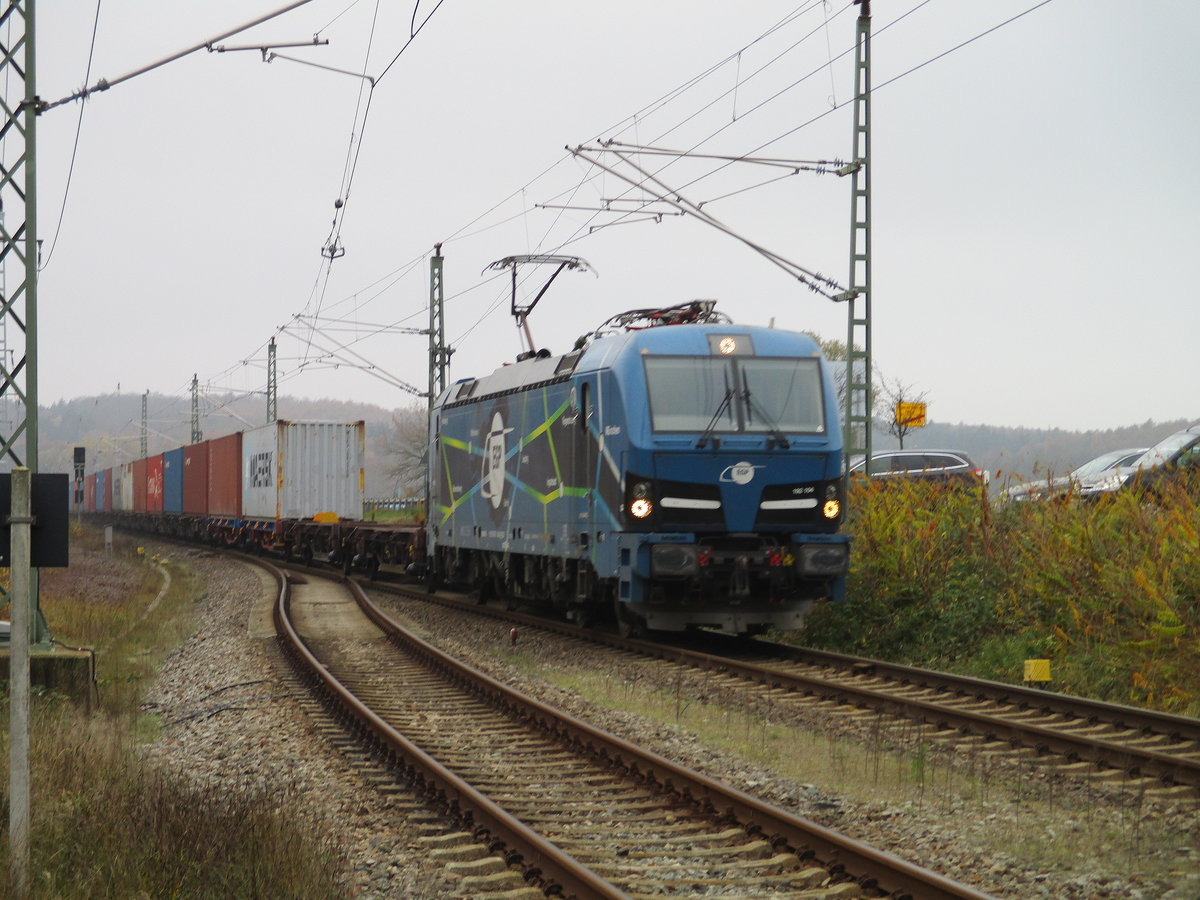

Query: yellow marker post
[[1023, 658, 1052, 686]]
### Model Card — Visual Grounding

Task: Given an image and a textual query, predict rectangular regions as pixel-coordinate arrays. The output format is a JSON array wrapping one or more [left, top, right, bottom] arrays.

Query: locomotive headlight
[[822, 483, 841, 519], [629, 498, 653, 519], [630, 481, 651, 500]]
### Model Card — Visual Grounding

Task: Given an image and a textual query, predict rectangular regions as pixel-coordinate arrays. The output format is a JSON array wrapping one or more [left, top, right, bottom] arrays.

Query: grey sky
[[25, 0, 1198, 433]]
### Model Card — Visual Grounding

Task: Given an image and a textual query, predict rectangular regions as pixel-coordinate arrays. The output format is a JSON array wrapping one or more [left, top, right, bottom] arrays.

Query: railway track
[[267, 559, 995, 900], [361, 576, 1200, 800]]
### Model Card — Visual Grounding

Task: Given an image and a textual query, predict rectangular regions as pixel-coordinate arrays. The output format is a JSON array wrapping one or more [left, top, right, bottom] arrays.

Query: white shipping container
[[241, 420, 365, 520], [112, 462, 134, 511]]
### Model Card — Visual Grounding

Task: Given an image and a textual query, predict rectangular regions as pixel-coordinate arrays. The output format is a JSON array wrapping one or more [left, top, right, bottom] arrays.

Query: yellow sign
[[1023, 659, 1052, 683], [895, 402, 926, 428]]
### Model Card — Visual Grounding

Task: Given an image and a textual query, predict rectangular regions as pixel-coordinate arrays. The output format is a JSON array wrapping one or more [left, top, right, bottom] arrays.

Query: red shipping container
[[103, 468, 113, 511], [132, 458, 148, 512], [84, 473, 97, 513], [183, 441, 210, 516], [208, 432, 242, 517], [147, 455, 164, 513]]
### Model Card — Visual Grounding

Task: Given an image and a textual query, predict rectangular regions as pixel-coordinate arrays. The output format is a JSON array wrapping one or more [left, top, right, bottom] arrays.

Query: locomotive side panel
[[435, 379, 585, 558]]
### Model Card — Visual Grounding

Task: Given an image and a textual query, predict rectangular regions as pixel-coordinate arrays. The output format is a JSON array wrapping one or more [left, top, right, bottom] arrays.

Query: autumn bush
[[798, 473, 1200, 714]]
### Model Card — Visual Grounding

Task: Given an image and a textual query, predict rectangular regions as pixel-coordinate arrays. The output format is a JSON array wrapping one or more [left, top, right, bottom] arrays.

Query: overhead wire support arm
[[569, 144, 846, 299], [597, 140, 849, 174], [279, 321, 425, 397], [41, 0, 320, 111], [290, 313, 426, 335], [208, 37, 329, 55], [265, 53, 375, 86]]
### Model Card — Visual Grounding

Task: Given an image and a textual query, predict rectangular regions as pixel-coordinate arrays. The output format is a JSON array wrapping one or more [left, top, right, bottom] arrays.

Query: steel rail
[[340, 575, 995, 900], [717, 637, 1200, 745], [264, 561, 632, 900], [361, 578, 1200, 791]]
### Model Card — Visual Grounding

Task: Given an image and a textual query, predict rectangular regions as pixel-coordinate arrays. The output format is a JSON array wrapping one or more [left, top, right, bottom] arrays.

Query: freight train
[[427, 302, 849, 636], [84, 302, 849, 637], [83, 420, 423, 574]]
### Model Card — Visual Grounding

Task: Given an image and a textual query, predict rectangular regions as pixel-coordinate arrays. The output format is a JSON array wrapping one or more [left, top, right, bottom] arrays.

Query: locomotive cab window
[[643, 355, 824, 435]]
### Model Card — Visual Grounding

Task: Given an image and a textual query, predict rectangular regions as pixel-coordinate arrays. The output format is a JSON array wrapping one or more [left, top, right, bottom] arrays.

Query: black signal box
[[0, 472, 70, 568]]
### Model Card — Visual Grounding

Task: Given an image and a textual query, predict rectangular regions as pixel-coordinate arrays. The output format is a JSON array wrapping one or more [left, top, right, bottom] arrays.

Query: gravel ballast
[[136, 549, 1200, 898]]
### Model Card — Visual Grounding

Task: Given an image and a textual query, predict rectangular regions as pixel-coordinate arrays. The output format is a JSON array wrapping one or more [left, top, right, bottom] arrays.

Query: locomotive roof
[[441, 322, 822, 407]]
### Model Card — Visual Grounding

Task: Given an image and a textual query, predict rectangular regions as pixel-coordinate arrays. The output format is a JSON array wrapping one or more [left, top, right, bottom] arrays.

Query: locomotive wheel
[[476, 577, 494, 606], [367, 555, 381, 581], [614, 600, 647, 639], [301, 545, 314, 567]]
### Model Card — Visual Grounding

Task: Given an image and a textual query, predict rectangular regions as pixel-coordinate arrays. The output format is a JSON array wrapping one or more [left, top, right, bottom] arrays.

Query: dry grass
[[1, 525, 347, 897]]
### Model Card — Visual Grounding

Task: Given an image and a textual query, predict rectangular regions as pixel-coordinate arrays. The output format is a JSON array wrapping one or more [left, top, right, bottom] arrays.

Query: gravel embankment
[[139, 553, 457, 899], [138, 549, 1200, 899]]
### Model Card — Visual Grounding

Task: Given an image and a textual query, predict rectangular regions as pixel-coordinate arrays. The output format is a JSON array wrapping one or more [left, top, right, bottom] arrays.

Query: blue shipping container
[[96, 468, 108, 512], [163, 447, 185, 514]]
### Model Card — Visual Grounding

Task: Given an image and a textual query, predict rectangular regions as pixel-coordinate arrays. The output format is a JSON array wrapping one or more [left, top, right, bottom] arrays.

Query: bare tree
[[875, 373, 929, 450], [804, 332, 886, 424], [383, 404, 428, 496]]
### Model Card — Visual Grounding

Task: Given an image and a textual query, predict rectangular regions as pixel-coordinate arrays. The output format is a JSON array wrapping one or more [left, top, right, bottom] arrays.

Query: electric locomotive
[[427, 301, 848, 635]]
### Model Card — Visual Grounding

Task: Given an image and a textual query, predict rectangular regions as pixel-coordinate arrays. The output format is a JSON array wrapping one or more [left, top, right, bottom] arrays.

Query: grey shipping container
[[241, 420, 365, 520]]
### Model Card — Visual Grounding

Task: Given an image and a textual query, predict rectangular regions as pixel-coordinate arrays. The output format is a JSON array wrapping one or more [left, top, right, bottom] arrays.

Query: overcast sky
[[19, 0, 1198, 436]]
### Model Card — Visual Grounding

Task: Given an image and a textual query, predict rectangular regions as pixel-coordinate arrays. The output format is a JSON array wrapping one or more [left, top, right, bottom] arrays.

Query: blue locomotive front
[[428, 311, 848, 635]]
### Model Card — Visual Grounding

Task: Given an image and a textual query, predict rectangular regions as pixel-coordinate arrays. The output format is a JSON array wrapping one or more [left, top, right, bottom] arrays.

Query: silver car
[[1003, 448, 1145, 502]]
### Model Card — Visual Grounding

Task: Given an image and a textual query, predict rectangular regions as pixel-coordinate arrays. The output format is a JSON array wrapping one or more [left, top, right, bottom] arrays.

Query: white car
[[1003, 448, 1145, 502]]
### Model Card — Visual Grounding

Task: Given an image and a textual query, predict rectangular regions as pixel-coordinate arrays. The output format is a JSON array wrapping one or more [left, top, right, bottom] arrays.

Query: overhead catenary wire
[[118, 1, 1064, 419], [39, 0, 103, 272], [287, 0, 1056, 388]]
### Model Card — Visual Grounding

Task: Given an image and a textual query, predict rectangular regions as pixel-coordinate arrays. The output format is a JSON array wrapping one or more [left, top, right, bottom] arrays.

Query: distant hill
[[32, 392, 420, 498], [16, 393, 1198, 498]]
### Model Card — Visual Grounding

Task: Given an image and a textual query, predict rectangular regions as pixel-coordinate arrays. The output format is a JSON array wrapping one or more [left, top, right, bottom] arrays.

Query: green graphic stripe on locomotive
[[440, 435, 476, 455], [513, 482, 591, 504], [510, 393, 575, 505], [519, 395, 570, 449], [438, 395, 576, 525], [437, 440, 483, 525]]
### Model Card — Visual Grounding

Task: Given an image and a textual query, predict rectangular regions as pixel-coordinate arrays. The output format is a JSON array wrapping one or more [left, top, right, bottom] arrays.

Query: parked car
[[1118, 423, 1200, 496], [1002, 447, 1146, 502], [848, 449, 989, 486]]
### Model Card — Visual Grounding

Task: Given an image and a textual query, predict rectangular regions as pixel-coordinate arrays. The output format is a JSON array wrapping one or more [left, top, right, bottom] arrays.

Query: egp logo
[[720, 461, 764, 485], [480, 411, 514, 511]]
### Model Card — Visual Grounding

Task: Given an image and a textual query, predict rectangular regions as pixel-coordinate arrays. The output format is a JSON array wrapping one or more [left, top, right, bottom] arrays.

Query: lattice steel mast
[[0, 0, 50, 645], [842, 0, 874, 472], [191, 374, 202, 442], [267, 336, 277, 421], [427, 243, 448, 413]]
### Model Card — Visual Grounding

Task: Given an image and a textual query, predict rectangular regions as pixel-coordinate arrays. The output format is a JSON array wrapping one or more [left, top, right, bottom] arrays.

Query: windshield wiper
[[696, 383, 735, 449], [742, 380, 791, 449]]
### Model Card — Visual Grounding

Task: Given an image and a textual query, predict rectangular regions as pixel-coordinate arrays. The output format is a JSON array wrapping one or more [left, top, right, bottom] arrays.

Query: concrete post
[[9, 466, 33, 899]]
